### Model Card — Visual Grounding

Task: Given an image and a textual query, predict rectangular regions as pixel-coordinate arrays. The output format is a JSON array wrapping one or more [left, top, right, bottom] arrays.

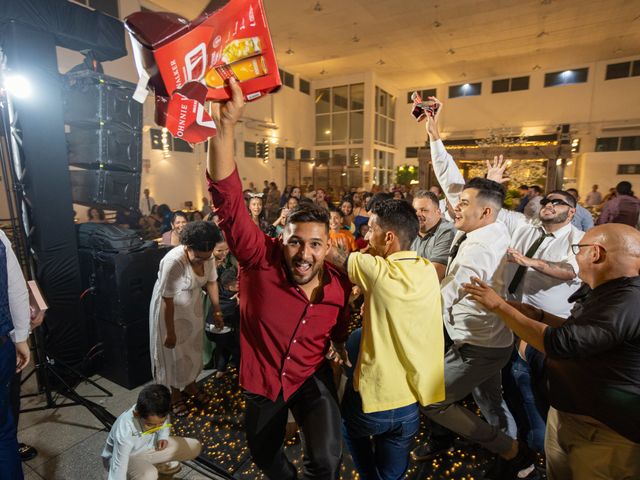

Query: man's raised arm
[[424, 98, 466, 209], [207, 77, 245, 181]]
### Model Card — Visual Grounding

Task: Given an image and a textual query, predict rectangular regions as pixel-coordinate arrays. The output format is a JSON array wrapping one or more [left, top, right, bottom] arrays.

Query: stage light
[[4, 74, 32, 99]]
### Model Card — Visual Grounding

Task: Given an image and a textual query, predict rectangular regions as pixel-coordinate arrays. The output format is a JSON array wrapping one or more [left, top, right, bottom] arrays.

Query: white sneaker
[[156, 461, 182, 476]]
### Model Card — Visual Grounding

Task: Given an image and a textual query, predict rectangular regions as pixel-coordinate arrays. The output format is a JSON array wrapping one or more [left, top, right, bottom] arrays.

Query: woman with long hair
[[87, 207, 106, 223], [149, 221, 223, 416], [247, 194, 270, 232]]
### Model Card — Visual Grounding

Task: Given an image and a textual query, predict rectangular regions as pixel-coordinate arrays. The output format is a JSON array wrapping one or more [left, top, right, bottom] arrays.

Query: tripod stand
[[20, 325, 116, 429]]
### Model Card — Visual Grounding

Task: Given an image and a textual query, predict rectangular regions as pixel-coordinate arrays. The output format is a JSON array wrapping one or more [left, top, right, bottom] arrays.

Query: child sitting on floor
[[101, 384, 201, 479]]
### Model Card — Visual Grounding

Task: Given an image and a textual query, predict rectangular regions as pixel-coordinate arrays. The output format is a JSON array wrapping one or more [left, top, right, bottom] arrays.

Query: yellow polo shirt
[[348, 251, 445, 413]]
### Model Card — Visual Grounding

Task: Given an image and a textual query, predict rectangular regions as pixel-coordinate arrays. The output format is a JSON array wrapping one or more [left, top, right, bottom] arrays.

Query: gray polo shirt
[[410, 219, 456, 265]]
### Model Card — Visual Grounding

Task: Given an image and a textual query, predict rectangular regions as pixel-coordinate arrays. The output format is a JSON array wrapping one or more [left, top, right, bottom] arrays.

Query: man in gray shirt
[[411, 190, 456, 281]]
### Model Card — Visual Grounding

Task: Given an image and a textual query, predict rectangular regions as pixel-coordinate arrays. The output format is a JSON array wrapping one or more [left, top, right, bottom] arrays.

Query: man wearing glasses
[[464, 223, 640, 479]]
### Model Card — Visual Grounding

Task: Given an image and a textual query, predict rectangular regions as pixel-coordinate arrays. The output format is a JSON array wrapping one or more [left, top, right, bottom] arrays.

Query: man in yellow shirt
[[328, 199, 445, 480]]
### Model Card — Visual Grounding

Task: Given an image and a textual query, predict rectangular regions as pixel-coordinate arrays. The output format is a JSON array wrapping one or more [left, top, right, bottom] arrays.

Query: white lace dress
[[149, 246, 217, 389]]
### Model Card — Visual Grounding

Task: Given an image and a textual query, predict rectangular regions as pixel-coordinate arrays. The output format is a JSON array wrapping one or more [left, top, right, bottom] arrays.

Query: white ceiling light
[[313, 1, 322, 12]]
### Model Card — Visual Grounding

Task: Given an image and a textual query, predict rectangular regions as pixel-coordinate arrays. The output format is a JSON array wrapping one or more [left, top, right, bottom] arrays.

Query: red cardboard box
[[125, 0, 281, 143]]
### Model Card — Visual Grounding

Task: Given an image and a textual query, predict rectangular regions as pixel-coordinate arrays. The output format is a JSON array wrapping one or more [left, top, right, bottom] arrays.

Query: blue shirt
[[571, 205, 593, 232]]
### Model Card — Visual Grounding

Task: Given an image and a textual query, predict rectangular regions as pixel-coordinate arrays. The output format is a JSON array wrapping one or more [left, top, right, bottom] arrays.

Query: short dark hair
[[219, 266, 238, 289], [566, 188, 579, 199], [546, 190, 577, 208], [530, 185, 543, 195], [286, 203, 330, 232], [371, 200, 419, 250], [413, 190, 440, 208], [616, 181, 633, 196], [328, 205, 344, 218], [171, 211, 188, 224], [366, 192, 394, 212], [463, 177, 505, 210], [136, 384, 170, 419], [519, 184, 529, 190], [180, 220, 223, 251]]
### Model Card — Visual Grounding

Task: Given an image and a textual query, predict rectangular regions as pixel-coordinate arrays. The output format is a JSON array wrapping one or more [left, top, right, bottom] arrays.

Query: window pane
[[90, 0, 119, 18], [275, 147, 285, 159], [300, 149, 311, 160], [545, 68, 588, 87], [467, 82, 482, 96], [350, 83, 364, 110], [377, 88, 387, 115], [379, 116, 387, 144], [374, 115, 380, 142], [316, 88, 330, 114], [620, 136, 640, 151], [388, 95, 396, 119], [349, 111, 364, 143], [632, 61, 640, 77], [300, 78, 311, 94], [332, 112, 348, 144], [422, 88, 437, 98], [244, 141, 257, 157], [284, 71, 295, 88], [173, 138, 193, 152], [387, 119, 395, 146], [286, 147, 296, 159], [347, 167, 363, 188], [406, 147, 419, 158], [387, 153, 394, 171], [510, 76, 529, 91], [605, 62, 630, 80], [333, 86, 348, 112], [595, 137, 619, 152], [316, 115, 331, 145], [492, 79, 509, 93], [317, 150, 330, 160], [331, 149, 347, 166]]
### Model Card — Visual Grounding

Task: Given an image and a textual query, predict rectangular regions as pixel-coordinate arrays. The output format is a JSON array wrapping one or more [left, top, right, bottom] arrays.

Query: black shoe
[[410, 439, 453, 462], [18, 443, 38, 462], [498, 442, 539, 480]]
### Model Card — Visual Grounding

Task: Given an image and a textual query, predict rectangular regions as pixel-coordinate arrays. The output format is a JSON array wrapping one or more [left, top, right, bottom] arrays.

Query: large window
[[374, 149, 394, 186], [605, 60, 640, 80], [315, 83, 364, 146], [492, 76, 529, 93], [544, 68, 588, 87], [595, 136, 640, 152], [375, 87, 395, 147], [449, 82, 482, 98], [406, 88, 437, 103], [311, 148, 364, 188]]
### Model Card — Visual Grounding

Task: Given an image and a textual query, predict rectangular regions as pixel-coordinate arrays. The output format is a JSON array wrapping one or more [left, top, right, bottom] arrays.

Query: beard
[[541, 210, 570, 225], [286, 257, 322, 285]]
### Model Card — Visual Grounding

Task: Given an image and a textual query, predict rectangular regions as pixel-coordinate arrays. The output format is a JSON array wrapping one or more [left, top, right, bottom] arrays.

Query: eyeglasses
[[541, 197, 573, 208], [571, 243, 597, 255]]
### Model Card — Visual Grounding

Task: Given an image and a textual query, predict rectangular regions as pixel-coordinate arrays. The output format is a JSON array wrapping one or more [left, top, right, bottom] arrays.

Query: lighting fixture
[[376, 58, 386, 66], [313, 1, 322, 12], [4, 74, 32, 99], [432, 20, 442, 28], [447, 48, 456, 55], [532, 64, 542, 70], [319, 68, 327, 75], [285, 48, 294, 55], [536, 31, 548, 38]]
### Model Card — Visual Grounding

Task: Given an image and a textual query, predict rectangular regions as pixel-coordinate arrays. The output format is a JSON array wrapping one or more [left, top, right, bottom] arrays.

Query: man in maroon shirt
[[206, 78, 351, 480]]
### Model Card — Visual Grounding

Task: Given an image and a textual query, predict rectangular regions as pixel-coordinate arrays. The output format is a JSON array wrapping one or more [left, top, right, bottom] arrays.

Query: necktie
[[448, 233, 467, 262], [507, 231, 553, 294], [146, 198, 151, 213]]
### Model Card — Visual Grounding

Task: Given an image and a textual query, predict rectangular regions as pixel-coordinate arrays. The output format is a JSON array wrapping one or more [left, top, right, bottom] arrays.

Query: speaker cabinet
[[70, 169, 141, 210], [67, 125, 141, 172]]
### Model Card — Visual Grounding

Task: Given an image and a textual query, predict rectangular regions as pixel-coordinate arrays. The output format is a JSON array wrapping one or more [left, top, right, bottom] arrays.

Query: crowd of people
[[1, 77, 638, 480]]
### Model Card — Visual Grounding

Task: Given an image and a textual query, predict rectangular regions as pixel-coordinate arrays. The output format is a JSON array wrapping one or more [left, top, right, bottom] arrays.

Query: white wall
[[574, 151, 640, 196]]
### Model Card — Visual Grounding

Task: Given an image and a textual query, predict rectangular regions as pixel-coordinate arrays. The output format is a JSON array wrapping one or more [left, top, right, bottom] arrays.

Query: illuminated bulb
[[3, 74, 32, 99]]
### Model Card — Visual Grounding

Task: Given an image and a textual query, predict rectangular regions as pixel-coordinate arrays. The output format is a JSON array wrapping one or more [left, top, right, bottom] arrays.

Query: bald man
[[464, 224, 640, 479]]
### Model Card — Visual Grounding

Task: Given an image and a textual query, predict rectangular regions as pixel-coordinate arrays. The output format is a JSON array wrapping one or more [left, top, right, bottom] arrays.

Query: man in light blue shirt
[[567, 189, 593, 232]]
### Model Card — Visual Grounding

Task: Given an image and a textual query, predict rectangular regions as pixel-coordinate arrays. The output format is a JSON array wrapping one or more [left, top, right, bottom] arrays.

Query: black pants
[[244, 363, 341, 480]]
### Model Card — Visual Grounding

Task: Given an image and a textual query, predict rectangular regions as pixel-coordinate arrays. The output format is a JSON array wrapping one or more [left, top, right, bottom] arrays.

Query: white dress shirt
[[140, 195, 156, 216], [430, 140, 528, 236], [0, 230, 30, 343], [506, 222, 584, 318], [441, 223, 514, 348], [102, 404, 170, 480]]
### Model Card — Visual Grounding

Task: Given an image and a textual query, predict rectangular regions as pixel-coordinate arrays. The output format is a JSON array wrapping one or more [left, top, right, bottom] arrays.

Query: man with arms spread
[[410, 190, 456, 281], [206, 79, 351, 480], [465, 223, 640, 479]]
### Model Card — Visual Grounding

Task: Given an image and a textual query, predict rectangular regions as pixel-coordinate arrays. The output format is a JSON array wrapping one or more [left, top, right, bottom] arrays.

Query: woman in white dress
[[149, 221, 223, 416]]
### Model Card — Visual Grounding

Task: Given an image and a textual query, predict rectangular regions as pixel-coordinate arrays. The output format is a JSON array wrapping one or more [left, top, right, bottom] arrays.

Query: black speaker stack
[[64, 70, 143, 211], [78, 241, 170, 389]]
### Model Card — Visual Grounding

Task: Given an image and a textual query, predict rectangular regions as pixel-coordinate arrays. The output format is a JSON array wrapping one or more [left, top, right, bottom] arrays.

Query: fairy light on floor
[[170, 311, 547, 479]]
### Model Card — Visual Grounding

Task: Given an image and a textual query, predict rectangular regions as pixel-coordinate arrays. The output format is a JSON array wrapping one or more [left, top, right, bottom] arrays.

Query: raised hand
[[424, 96, 443, 140], [486, 155, 511, 184]]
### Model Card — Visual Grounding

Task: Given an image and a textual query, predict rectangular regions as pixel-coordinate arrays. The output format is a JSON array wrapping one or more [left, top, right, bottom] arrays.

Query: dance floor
[[172, 370, 546, 479]]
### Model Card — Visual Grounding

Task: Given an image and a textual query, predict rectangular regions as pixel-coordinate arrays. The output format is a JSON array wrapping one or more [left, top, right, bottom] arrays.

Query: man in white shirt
[[0, 229, 30, 478], [413, 100, 538, 479], [584, 184, 602, 207], [140, 189, 156, 217]]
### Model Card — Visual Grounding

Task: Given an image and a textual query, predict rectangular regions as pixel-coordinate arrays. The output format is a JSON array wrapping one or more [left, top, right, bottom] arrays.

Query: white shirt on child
[[101, 404, 170, 480]]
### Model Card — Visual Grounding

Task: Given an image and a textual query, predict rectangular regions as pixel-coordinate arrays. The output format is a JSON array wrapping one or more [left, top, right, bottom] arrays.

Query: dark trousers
[[209, 331, 240, 371], [0, 339, 23, 479], [244, 363, 342, 480]]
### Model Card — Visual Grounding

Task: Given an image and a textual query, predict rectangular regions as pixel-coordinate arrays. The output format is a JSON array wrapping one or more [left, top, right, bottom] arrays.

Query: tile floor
[[16, 367, 219, 480]]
